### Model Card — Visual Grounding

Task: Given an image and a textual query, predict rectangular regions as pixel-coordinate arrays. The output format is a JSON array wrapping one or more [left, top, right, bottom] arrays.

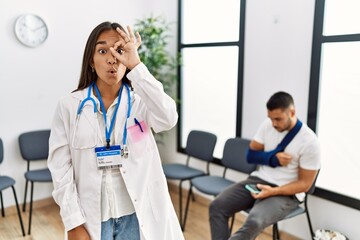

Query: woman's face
[[92, 29, 126, 87]]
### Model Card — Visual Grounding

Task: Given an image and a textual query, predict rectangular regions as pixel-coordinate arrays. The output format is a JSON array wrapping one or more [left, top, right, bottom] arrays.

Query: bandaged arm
[[246, 140, 283, 167], [247, 148, 282, 167]]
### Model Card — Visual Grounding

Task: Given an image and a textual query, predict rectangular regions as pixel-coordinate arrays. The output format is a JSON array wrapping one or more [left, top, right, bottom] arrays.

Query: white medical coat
[[47, 63, 184, 240]]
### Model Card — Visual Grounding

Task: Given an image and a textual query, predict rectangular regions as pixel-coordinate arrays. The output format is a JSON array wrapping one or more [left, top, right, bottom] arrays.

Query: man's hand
[[250, 184, 274, 199], [68, 225, 90, 240], [275, 152, 292, 166]]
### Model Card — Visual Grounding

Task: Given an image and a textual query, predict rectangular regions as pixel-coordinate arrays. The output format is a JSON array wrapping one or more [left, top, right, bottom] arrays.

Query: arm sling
[[247, 119, 303, 167]]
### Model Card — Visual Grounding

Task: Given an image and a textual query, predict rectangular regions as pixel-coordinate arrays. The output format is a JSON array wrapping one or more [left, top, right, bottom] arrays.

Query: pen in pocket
[[134, 118, 144, 132]]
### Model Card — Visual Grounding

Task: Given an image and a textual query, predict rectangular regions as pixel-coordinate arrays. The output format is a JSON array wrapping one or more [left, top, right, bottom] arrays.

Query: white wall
[[0, 0, 176, 207], [242, 0, 314, 137], [1, 0, 359, 239]]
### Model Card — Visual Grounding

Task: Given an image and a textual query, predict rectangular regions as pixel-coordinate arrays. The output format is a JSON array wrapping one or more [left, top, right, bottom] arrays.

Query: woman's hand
[[110, 25, 142, 70], [68, 225, 91, 240]]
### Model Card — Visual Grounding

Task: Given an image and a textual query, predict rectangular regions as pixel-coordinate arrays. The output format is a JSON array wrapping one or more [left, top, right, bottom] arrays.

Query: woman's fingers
[[127, 25, 135, 42], [116, 27, 129, 43], [135, 31, 142, 47], [113, 26, 142, 53], [110, 47, 120, 57], [113, 40, 121, 51], [116, 26, 141, 46], [111, 25, 142, 69]]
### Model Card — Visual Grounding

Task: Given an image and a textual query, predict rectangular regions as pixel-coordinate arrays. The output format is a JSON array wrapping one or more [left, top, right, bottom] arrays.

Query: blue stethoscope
[[72, 82, 131, 152]]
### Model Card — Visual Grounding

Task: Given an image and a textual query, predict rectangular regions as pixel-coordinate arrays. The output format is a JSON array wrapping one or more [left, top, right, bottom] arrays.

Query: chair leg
[[0, 191, 4, 217], [179, 180, 184, 231], [191, 190, 196, 202], [23, 180, 28, 212], [182, 183, 193, 231], [11, 186, 25, 237], [273, 223, 279, 240], [305, 202, 315, 237], [28, 181, 34, 235]]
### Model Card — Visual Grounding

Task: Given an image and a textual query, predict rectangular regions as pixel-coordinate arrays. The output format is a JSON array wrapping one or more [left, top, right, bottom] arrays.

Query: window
[[178, 0, 246, 159], [181, 47, 239, 157]]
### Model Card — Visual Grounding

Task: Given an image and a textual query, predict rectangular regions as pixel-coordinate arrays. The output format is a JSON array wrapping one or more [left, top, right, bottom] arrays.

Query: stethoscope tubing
[[71, 82, 131, 150]]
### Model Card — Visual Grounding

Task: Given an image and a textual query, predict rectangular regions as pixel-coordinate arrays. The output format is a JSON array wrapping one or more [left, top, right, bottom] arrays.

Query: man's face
[[267, 108, 294, 132]]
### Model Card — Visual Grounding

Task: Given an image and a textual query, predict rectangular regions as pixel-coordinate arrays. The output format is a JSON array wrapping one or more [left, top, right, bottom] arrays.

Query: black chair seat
[[0, 176, 16, 191], [163, 164, 205, 180], [192, 176, 234, 196], [24, 168, 52, 182]]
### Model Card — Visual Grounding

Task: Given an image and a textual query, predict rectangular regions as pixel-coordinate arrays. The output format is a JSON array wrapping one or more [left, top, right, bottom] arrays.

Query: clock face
[[15, 14, 48, 47]]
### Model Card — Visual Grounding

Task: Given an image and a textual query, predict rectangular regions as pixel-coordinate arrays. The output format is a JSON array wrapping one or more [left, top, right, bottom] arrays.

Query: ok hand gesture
[[110, 25, 142, 70]]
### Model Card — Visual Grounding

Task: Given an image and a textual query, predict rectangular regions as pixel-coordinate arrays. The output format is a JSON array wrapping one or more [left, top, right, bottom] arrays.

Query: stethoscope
[[71, 82, 131, 151]]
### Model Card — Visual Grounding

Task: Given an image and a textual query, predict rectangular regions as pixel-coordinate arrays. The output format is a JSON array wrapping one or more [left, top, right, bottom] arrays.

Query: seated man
[[209, 91, 320, 240]]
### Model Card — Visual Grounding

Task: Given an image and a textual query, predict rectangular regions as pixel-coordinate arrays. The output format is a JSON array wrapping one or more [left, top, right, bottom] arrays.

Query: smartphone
[[245, 184, 261, 194]]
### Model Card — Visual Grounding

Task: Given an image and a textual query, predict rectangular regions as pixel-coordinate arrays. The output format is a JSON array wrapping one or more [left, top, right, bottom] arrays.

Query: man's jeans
[[209, 176, 299, 240]]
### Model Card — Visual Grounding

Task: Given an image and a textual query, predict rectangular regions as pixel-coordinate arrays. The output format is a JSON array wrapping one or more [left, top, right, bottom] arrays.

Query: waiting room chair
[[18, 129, 52, 235], [162, 130, 217, 230], [0, 138, 25, 237], [182, 137, 255, 231], [255, 170, 320, 240]]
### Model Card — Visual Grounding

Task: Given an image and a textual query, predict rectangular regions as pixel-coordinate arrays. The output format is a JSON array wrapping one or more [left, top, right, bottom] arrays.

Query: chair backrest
[[221, 138, 256, 174], [185, 130, 217, 162], [18, 130, 51, 161], [306, 169, 320, 195], [0, 138, 3, 164]]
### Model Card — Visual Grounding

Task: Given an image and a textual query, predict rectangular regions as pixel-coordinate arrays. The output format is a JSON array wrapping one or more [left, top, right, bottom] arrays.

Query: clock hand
[[23, 22, 35, 31], [33, 25, 45, 31]]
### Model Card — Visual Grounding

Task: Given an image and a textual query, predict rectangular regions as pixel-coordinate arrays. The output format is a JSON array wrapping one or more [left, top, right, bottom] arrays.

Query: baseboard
[[1, 197, 56, 216]]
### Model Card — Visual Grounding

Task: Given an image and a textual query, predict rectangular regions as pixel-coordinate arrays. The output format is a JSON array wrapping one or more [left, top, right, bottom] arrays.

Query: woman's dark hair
[[74, 21, 132, 92], [266, 91, 294, 111]]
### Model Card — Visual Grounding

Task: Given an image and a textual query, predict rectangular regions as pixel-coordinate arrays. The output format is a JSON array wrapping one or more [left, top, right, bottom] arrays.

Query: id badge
[[95, 145, 122, 169]]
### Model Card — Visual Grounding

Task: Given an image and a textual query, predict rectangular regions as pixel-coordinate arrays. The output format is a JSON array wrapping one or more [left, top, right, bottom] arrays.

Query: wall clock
[[14, 14, 48, 47]]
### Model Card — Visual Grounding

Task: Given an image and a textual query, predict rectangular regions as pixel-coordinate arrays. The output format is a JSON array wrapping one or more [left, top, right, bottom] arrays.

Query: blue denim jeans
[[101, 213, 140, 240]]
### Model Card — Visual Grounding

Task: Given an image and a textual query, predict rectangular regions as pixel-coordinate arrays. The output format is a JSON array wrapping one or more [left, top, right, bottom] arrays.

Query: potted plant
[[134, 15, 180, 99]]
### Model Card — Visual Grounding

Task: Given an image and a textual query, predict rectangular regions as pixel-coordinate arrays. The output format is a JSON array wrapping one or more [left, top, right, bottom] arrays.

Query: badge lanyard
[[74, 82, 131, 156]]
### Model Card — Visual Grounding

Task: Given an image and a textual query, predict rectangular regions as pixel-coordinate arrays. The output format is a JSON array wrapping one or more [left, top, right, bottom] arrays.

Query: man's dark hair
[[266, 91, 294, 111]]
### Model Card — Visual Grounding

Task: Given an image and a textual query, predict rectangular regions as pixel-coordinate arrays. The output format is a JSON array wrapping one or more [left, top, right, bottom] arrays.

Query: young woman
[[48, 21, 183, 240]]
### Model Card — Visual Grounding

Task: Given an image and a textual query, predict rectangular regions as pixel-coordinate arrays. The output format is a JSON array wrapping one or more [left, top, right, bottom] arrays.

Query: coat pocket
[[127, 119, 150, 158]]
